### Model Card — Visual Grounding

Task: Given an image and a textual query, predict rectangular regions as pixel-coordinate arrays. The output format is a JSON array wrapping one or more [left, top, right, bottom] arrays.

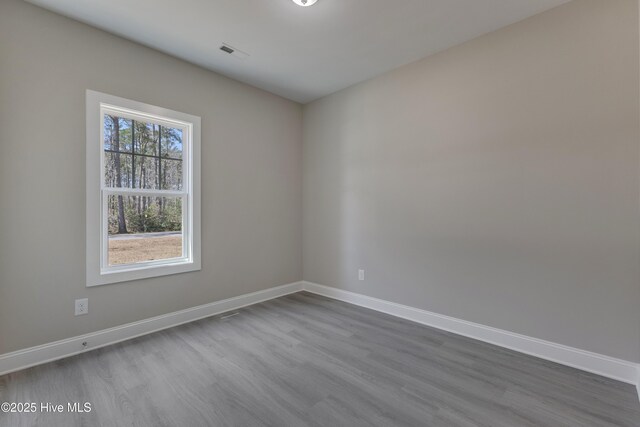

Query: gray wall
[[0, 0, 302, 354], [303, 0, 640, 362]]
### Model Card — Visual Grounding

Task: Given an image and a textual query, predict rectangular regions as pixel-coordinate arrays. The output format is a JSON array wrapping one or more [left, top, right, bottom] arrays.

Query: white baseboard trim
[[2, 279, 639, 401], [0, 281, 303, 376], [302, 281, 640, 387]]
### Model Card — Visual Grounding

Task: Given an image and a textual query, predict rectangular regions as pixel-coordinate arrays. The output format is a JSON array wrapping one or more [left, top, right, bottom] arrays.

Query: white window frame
[[86, 90, 201, 287]]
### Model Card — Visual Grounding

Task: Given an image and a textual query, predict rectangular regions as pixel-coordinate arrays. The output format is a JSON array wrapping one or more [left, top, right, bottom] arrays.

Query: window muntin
[[103, 116, 184, 191]]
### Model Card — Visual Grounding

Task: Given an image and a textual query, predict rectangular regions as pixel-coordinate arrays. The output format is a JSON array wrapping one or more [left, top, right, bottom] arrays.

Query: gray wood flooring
[[1, 292, 639, 426]]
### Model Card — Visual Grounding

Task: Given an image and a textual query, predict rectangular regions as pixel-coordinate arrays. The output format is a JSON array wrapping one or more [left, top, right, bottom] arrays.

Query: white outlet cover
[[75, 298, 88, 316], [358, 269, 365, 281]]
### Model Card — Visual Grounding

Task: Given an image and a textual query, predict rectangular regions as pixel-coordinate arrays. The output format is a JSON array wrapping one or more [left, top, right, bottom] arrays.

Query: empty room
[[1, 0, 640, 425]]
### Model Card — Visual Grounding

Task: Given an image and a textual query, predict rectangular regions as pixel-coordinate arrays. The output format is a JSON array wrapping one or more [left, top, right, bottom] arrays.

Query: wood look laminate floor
[[1, 292, 639, 427]]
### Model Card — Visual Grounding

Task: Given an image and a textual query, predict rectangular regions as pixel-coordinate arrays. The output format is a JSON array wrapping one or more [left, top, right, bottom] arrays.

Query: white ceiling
[[25, 0, 570, 103]]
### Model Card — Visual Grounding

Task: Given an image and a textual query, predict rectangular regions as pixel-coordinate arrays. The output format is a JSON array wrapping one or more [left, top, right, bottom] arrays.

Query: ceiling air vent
[[219, 43, 249, 60]]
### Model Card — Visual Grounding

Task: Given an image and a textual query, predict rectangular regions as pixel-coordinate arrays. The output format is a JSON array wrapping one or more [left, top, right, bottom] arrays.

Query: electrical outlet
[[75, 298, 88, 316], [358, 269, 365, 281]]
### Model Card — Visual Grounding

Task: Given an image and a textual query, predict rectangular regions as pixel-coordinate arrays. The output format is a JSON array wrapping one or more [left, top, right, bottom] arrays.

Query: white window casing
[[86, 90, 201, 287]]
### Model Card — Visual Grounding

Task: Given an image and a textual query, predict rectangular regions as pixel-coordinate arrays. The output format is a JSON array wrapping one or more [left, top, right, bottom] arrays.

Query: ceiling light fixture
[[292, 0, 318, 6]]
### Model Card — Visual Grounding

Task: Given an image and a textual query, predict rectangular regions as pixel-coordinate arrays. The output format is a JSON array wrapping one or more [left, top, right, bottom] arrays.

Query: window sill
[[87, 259, 201, 287]]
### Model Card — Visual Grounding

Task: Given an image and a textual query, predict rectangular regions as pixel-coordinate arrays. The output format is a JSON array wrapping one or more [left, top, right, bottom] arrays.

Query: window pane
[[133, 155, 159, 190], [103, 115, 132, 152], [160, 159, 183, 191], [104, 152, 133, 188], [161, 127, 183, 159], [134, 121, 159, 156], [107, 195, 183, 266]]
